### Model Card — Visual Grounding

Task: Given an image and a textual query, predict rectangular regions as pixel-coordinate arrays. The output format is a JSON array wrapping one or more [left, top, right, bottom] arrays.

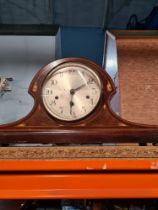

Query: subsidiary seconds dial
[[42, 62, 102, 121]]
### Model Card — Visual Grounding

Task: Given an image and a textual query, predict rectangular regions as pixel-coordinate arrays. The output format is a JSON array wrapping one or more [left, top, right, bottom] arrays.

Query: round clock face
[[42, 62, 102, 121]]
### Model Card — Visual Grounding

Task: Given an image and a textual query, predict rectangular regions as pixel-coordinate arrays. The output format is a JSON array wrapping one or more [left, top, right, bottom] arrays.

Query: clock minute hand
[[69, 84, 86, 115], [69, 95, 74, 115]]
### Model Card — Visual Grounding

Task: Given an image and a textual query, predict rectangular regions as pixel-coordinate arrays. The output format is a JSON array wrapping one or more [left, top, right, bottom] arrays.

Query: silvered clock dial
[[42, 62, 102, 121]]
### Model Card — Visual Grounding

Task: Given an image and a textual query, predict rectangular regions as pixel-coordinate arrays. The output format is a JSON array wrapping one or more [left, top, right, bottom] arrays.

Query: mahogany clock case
[[0, 57, 158, 144]]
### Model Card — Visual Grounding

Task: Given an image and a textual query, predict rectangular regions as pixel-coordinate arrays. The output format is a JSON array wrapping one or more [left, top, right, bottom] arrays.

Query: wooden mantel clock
[[0, 57, 158, 144]]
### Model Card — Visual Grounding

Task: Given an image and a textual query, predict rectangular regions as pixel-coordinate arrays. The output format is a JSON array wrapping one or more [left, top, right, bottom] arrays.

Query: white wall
[[0, 35, 55, 125]]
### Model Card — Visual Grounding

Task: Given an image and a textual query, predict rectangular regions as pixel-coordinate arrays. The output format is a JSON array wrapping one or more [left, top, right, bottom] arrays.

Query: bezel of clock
[[41, 61, 104, 122], [0, 57, 158, 144]]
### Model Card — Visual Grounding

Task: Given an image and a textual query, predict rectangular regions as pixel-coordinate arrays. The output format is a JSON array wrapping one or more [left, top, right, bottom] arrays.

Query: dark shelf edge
[[0, 24, 59, 35]]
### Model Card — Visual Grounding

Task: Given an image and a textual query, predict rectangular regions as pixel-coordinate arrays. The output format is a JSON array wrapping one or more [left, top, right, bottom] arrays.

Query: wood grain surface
[[117, 34, 158, 125], [0, 145, 157, 159]]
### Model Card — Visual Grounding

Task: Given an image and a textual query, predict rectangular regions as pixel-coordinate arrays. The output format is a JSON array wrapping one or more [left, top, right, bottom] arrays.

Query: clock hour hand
[[74, 83, 86, 91], [70, 84, 86, 95]]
